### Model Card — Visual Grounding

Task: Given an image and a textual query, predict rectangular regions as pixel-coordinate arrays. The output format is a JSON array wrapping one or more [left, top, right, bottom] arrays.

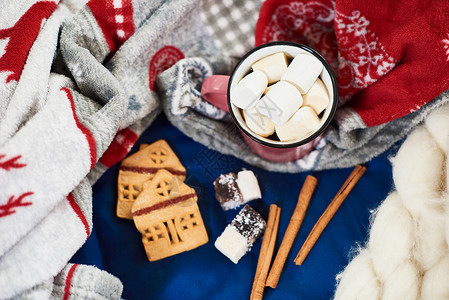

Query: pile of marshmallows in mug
[[231, 52, 330, 142]]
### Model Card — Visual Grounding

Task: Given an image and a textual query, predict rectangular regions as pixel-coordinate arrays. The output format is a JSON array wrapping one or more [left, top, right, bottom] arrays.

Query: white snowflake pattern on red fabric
[[442, 36, 449, 61], [335, 10, 396, 103], [258, 1, 338, 71], [256, 1, 397, 105]]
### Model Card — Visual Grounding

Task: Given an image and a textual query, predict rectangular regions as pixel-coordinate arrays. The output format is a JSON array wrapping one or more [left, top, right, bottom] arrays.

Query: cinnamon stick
[[265, 175, 317, 288], [250, 204, 281, 300], [294, 165, 367, 265]]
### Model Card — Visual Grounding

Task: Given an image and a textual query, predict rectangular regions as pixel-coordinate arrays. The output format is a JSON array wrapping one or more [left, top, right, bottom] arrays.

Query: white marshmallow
[[275, 106, 321, 141], [281, 53, 323, 94], [236, 170, 261, 202], [231, 70, 268, 109], [251, 52, 289, 84], [302, 78, 330, 115], [256, 81, 303, 126], [242, 107, 275, 137], [214, 225, 248, 264]]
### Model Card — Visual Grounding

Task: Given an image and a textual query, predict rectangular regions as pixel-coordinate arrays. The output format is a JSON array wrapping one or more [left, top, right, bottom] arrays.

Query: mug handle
[[201, 75, 230, 113]]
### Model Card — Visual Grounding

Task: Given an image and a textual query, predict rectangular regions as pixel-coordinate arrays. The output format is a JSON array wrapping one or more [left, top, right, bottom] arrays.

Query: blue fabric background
[[71, 114, 396, 299]]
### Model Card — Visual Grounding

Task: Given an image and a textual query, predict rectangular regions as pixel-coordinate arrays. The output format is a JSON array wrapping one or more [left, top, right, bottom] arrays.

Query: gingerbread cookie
[[131, 170, 208, 261], [117, 140, 186, 219]]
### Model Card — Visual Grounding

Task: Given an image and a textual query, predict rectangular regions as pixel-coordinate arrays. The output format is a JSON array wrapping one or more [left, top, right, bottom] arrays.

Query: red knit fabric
[[87, 0, 135, 57], [0, 1, 58, 83], [99, 128, 138, 168], [255, 0, 449, 126]]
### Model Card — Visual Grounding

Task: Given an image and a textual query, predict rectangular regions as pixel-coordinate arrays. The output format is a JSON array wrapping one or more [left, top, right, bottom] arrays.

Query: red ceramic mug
[[201, 41, 338, 162]]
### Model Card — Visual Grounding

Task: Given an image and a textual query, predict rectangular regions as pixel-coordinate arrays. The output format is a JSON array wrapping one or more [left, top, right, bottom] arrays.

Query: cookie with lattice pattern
[[117, 140, 186, 219], [131, 169, 208, 261]]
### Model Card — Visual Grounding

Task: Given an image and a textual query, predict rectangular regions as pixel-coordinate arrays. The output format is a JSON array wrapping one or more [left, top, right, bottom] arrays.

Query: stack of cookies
[[117, 140, 187, 219], [117, 140, 208, 261]]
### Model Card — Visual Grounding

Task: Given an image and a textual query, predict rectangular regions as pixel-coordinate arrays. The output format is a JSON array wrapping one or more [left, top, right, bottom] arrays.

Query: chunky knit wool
[[334, 103, 449, 300]]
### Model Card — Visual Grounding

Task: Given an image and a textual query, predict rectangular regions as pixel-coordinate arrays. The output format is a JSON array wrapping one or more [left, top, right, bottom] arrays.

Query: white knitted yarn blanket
[[334, 103, 449, 299]]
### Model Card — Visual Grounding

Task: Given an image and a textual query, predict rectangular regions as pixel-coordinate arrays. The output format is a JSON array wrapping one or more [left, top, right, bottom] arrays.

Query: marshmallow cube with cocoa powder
[[213, 170, 261, 211], [237, 170, 262, 201], [215, 205, 266, 264]]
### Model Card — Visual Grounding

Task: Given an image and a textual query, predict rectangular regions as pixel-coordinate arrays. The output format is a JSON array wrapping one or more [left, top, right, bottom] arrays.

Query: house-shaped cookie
[[117, 140, 186, 219], [131, 170, 208, 261]]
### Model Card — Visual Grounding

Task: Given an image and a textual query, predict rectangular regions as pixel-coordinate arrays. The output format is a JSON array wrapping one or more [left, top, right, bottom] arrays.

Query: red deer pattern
[[0, 192, 33, 218], [0, 1, 58, 83], [0, 154, 26, 171]]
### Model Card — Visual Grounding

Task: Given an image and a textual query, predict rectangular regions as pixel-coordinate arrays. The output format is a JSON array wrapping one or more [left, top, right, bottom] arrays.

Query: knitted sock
[[51, 264, 123, 300]]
